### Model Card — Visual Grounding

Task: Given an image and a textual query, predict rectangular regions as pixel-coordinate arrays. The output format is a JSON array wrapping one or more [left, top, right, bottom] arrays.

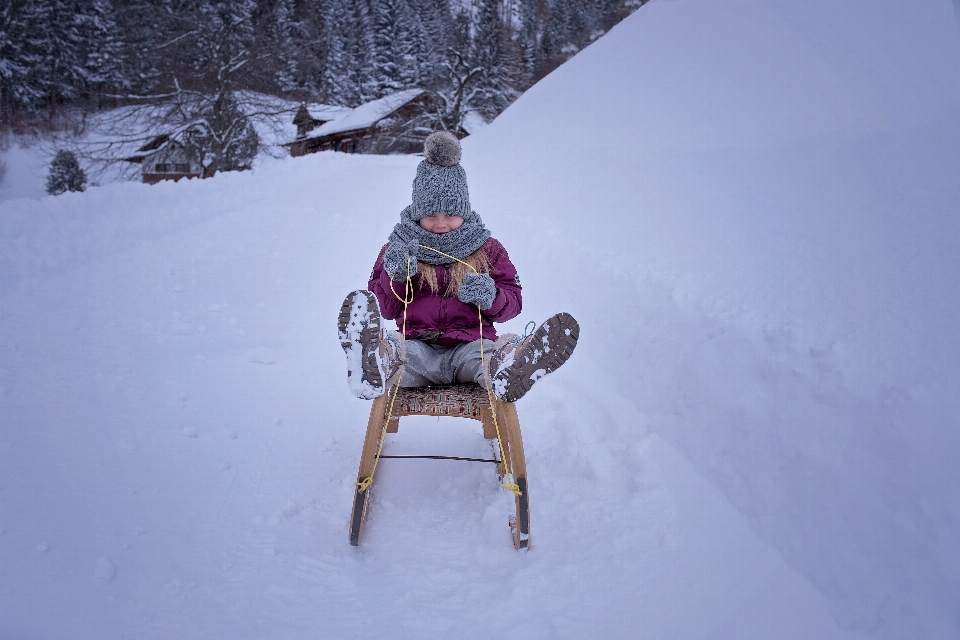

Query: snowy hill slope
[[1, 0, 959, 639], [0, 155, 860, 639], [465, 0, 960, 637]]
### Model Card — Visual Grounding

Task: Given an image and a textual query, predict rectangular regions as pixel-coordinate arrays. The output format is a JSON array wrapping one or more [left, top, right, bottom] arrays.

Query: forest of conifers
[[0, 0, 645, 129]]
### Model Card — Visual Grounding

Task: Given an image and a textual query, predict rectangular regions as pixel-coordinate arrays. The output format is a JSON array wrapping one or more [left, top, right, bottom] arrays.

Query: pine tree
[[78, 0, 125, 107], [322, 0, 373, 106], [471, 0, 513, 120], [408, 0, 452, 80], [284, 3, 329, 100], [2, 0, 645, 153], [366, 0, 404, 99], [273, 0, 303, 95], [320, 10, 353, 105], [18, 0, 85, 113], [514, 0, 542, 83], [0, 2, 41, 123], [395, 0, 434, 89], [111, 0, 172, 96], [2, 0, 126, 116], [46, 149, 86, 194], [541, 0, 610, 65], [192, 0, 258, 88]]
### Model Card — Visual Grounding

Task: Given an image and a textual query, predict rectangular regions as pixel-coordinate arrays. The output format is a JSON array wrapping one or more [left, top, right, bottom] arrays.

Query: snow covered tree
[[321, 0, 372, 106], [0, 0, 125, 121], [433, 46, 483, 133], [272, 0, 308, 96], [109, 0, 172, 97], [157, 1, 262, 175], [14, 0, 125, 115], [363, 0, 435, 100], [514, 0, 542, 82], [0, 2, 68, 115], [0, 2, 40, 124], [537, 0, 639, 72], [78, 0, 125, 106], [318, 7, 351, 105], [467, 0, 524, 120], [366, 0, 405, 98], [392, 0, 434, 90], [191, 91, 260, 174], [46, 149, 86, 194], [347, 1, 378, 104], [80, 0, 271, 178], [2, 0, 647, 151]]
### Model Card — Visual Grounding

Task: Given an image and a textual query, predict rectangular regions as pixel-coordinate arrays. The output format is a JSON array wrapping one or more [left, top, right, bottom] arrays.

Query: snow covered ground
[[0, 141, 51, 203], [0, 152, 865, 640], [2, 1, 960, 639]]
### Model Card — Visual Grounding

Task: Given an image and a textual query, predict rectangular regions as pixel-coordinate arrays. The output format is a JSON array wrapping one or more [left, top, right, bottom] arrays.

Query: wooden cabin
[[126, 135, 203, 184], [292, 103, 352, 139], [285, 89, 435, 157]]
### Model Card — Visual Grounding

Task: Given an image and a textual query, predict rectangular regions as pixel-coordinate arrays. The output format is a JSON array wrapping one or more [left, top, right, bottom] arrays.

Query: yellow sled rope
[[357, 246, 522, 497]]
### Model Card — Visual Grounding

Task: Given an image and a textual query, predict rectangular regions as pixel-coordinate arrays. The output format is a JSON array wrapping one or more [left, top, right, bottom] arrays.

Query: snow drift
[[465, 0, 960, 636]]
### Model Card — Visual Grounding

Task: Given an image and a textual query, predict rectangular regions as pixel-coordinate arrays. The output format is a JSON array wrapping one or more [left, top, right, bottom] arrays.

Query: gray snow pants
[[400, 338, 496, 388]]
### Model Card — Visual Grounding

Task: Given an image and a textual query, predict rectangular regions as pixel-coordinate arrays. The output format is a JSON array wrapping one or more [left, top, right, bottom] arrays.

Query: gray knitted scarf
[[388, 205, 491, 265]]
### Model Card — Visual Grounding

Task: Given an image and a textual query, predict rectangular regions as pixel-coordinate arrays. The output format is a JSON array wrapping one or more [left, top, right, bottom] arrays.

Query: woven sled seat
[[349, 382, 530, 549], [390, 383, 490, 418]]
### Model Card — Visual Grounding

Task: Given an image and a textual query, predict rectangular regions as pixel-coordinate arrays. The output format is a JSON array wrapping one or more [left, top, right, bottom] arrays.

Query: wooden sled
[[349, 382, 530, 549]]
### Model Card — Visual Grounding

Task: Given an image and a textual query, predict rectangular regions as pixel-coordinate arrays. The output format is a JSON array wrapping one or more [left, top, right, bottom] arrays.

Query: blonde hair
[[418, 248, 490, 297]]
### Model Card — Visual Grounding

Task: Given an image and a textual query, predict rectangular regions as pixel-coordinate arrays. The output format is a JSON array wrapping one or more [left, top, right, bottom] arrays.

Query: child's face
[[418, 212, 463, 234]]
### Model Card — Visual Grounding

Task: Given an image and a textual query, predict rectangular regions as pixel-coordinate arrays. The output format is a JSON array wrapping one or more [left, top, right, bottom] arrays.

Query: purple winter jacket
[[368, 237, 522, 346]]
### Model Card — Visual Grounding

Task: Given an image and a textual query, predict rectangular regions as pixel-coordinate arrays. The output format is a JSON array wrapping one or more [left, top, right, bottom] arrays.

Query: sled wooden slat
[[348, 383, 530, 550], [497, 401, 530, 549], [349, 393, 389, 546]]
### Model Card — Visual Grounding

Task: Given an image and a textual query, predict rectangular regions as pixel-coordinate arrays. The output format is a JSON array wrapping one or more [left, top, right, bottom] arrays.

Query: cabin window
[[175, 163, 191, 173], [155, 163, 171, 172]]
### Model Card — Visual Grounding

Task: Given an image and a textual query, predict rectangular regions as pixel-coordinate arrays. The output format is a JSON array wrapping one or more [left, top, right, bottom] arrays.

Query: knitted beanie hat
[[410, 131, 472, 221]]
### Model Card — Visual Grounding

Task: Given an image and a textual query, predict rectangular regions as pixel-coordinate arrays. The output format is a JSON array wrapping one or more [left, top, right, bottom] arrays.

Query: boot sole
[[338, 290, 384, 399], [493, 312, 579, 402]]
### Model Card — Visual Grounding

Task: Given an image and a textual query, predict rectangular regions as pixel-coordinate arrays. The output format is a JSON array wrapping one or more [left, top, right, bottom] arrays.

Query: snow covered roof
[[306, 89, 426, 139], [229, 92, 351, 147], [304, 103, 352, 123]]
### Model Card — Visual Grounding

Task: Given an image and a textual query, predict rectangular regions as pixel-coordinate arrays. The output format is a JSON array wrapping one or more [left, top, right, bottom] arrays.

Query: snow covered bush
[[45, 150, 85, 195]]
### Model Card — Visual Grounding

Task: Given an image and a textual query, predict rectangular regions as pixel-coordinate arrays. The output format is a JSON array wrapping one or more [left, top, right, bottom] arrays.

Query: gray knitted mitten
[[457, 272, 497, 310], [384, 239, 420, 282]]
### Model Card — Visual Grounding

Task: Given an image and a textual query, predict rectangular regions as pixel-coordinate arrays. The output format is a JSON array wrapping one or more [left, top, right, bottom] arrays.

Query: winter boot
[[338, 291, 386, 399], [488, 312, 580, 402]]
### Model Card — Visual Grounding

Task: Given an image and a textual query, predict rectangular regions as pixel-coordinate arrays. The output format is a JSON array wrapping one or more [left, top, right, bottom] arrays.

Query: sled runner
[[349, 381, 530, 549]]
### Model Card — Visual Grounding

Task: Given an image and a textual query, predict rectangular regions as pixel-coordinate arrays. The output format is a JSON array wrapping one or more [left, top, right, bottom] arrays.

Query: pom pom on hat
[[423, 131, 461, 167]]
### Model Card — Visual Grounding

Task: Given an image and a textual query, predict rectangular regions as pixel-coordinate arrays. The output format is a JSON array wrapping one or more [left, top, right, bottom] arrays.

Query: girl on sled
[[339, 131, 578, 402]]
